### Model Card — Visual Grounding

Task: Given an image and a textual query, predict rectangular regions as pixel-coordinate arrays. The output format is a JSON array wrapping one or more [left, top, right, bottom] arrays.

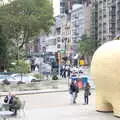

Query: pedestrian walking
[[69, 81, 79, 104], [84, 82, 91, 105], [67, 65, 71, 79], [74, 80, 79, 103], [62, 65, 65, 78]]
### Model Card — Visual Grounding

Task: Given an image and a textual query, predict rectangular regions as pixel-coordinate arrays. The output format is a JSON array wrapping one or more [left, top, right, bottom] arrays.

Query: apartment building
[[64, 0, 82, 14], [109, 0, 120, 39], [61, 14, 72, 56], [98, 0, 120, 44], [60, 0, 65, 14], [55, 15, 63, 51], [84, 2, 92, 37], [117, 1, 120, 35], [91, 0, 98, 41], [71, 4, 85, 54]]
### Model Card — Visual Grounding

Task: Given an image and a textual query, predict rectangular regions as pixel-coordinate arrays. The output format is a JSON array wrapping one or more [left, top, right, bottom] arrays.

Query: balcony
[[117, 27, 120, 31], [117, 11, 120, 17], [109, 28, 115, 33], [110, 19, 116, 23], [99, 16, 102, 20]]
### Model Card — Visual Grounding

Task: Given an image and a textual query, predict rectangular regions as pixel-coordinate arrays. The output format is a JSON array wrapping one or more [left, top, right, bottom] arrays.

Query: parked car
[[0, 75, 20, 84], [12, 74, 38, 83], [0, 74, 40, 84]]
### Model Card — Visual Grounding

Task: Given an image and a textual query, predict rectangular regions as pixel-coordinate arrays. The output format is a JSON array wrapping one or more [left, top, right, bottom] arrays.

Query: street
[[9, 90, 119, 120]]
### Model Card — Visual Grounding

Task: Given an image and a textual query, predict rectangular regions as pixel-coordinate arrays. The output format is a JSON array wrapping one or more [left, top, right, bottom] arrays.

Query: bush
[[17, 81, 25, 85], [52, 75, 58, 80], [2, 79, 10, 85], [33, 73, 43, 80], [9, 60, 30, 74]]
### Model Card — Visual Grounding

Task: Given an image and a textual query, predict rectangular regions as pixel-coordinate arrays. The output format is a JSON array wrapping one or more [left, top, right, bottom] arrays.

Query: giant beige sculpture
[[91, 40, 120, 117]]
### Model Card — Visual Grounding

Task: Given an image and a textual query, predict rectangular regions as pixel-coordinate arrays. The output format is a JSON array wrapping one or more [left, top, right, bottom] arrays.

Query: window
[[57, 44, 61, 49], [60, 2, 65, 7], [57, 38, 60, 42]]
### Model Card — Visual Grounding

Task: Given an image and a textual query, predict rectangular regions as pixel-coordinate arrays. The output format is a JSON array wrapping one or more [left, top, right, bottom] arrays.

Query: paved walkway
[[7, 90, 119, 120]]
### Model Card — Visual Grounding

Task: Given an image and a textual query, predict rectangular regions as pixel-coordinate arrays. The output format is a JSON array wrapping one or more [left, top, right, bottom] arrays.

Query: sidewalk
[[0, 79, 69, 96], [0, 80, 94, 96], [8, 90, 118, 120]]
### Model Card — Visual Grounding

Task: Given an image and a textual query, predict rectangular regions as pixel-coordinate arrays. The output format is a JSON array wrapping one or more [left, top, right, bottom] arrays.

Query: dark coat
[[4, 95, 14, 104], [84, 85, 90, 96], [70, 82, 79, 94]]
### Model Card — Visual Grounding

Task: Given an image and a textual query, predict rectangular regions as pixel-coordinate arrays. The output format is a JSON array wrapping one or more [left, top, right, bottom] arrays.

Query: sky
[[53, 0, 60, 16], [1, 0, 60, 16]]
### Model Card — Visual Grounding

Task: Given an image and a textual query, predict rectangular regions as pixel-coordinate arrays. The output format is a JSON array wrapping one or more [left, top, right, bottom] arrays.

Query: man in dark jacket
[[69, 81, 79, 104], [4, 92, 20, 116], [4, 92, 13, 104]]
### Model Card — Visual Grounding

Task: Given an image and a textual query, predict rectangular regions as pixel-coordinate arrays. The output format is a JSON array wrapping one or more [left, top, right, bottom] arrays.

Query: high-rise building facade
[[65, 0, 82, 14], [98, 0, 120, 44], [109, 0, 120, 39], [71, 4, 85, 54], [91, 0, 98, 41], [60, 0, 65, 14], [116, 0, 120, 35], [84, 1, 92, 37]]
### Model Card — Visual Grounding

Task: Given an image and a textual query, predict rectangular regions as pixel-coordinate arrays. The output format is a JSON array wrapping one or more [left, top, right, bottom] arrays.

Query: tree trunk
[[84, 55, 92, 66], [21, 73, 23, 81]]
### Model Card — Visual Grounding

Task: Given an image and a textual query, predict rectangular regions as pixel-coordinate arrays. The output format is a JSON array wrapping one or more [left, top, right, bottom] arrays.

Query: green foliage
[[0, 0, 54, 68], [78, 34, 98, 56], [0, 26, 11, 70], [9, 60, 30, 74], [33, 73, 44, 80], [0, 0, 54, 48]]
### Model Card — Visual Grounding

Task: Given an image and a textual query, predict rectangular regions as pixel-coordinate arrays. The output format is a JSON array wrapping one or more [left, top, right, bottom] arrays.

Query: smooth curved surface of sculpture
[[91, 40, 120, 117]]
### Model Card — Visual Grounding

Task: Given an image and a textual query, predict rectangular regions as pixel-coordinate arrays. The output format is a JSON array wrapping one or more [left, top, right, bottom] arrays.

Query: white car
[[0, 75, 20, 84], [12, 74, 37, 83]]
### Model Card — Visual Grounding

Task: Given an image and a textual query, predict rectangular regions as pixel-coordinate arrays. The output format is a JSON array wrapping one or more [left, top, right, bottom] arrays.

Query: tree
[[0, 0, 54, 60], [78, 34, 99, 65], [0, 26, 11, 71], [9, 60, 30, 80], [9, 60, 30, 74], [78, 34, 98, 56]]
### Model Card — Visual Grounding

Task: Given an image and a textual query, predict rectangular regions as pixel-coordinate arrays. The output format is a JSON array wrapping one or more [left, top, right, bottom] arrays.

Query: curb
[[0, 89, 69, 96], [0, 88, 95, 96]]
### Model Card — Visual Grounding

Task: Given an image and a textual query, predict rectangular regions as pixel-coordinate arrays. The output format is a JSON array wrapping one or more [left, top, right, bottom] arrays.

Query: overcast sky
[[1, 0, 60, 16], [53, 0, 60, 16]]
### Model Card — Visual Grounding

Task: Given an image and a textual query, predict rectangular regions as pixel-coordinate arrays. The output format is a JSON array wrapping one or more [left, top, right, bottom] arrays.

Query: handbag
[[89, 91, 91, 96]]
